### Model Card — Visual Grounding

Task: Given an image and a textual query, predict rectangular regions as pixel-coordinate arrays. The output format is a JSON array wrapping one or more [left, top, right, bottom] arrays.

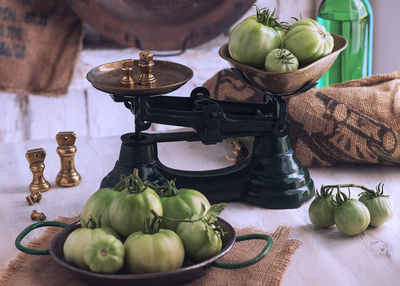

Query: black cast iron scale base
[[87, 58, 315, 209]]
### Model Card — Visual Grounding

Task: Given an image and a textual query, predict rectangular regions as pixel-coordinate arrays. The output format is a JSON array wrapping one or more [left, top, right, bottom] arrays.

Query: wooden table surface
[[0, 135, 399, 286]]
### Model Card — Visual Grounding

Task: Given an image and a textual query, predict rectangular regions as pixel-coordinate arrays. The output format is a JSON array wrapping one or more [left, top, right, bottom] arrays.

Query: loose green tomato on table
[[358, 183, 393, 227], [333, 191, 370, 236], [308, 183, 393, 236], [308, 187, 335, 228]]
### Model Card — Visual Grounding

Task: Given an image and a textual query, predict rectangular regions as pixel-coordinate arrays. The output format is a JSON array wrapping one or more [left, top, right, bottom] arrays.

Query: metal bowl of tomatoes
[[16, 218, 272, 286]]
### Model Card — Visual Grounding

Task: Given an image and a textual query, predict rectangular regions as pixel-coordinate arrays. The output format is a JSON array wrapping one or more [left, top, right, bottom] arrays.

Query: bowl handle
[[212, 234, 273, 269], [15, 221, 69, 255]]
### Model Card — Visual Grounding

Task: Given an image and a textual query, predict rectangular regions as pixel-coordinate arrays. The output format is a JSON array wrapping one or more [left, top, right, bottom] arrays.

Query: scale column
[[242, 97, 314, 209], [100, 133, 168, 189]]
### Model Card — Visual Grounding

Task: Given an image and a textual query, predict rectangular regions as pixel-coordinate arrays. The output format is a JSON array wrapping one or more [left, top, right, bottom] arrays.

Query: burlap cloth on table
[[0, 216, 301, 286], [204, 69, 400, 167], [0, 0, 82, 96]]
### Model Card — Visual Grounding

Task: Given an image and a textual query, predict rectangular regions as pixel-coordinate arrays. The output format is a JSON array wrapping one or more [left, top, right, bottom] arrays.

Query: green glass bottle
[[317, 0, 373, 87]]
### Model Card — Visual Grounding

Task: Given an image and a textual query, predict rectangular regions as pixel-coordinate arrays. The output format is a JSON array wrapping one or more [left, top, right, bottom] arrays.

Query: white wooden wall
[[0, 0, 317, 143]]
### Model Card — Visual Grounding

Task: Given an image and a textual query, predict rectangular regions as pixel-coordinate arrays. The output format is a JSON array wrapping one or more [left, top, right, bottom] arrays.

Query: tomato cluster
[[63, 171, 225, 274], [309, 183, 393, 236], [228, 7, 334, 72]]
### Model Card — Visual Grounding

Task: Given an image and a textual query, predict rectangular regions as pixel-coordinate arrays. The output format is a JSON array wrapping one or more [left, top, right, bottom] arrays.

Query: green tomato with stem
[[264, 48, 299, 72], [228, 7, 282, 68], [175, 204, 226, 262], [308, 186, 335, 228], [160, 179, 211, 230], [359, 183, 393, 227], [109, 172, 163, 237], [83, 234, 124, 274], [63, 218, 119, 270], [284, 18, 334, 66], [81, 187, 120, 228], [274, 27, 286, 43], [80, 176, 130, 228], [176, 220, 222, 263], [124, 217, 184, 274], [333, 191, 370, 236]]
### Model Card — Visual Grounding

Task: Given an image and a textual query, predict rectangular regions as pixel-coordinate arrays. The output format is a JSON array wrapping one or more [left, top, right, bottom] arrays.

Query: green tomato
[[228, 15, 281, 68], [160, 180, 211, 230], [264, 48, 299, 72], [274, 27, 286, 43], [109, 186, 162, 237], [63, 227, 118, 270], [83, 234, 124, 274], [81, 188, 120, 228], [334, 199, 370, 236], [308, 195, 335, 228], [360, 196, 393, 227], [176, 220, 222, 262], [284, 18, 334, 66], [359, 185, 393, 227], [124, 229, 185, 274]]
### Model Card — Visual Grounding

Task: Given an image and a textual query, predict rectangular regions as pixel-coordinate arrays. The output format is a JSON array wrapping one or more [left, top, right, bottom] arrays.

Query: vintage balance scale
[[87, 34, 347, 209]]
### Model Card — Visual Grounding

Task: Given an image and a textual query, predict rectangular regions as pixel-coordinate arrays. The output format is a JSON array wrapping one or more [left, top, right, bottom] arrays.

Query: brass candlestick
[[26, 148, 50, 193], [56, 131, 81, 187]]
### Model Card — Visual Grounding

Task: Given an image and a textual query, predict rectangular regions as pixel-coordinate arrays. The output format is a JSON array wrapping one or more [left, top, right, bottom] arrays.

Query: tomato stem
[[332, 190, 348, 207], [255, 6, 289, 30], [124, 169, 148, 193], [358, 182, 389, 200], [84, 215, 99, 229], [164, 179, 179, 197], [142, 210, 162, 234], [114, 174, 129, 191], [324, 184, 378, 207], [150, 209, 202, 224], [315, 185, 333, 199], [321, 184, 374, 194], [272, 48, 296, 65]]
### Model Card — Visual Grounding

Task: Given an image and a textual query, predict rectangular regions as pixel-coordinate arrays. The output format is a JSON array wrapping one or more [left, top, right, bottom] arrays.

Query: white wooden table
[[0, 136, 399, 286]]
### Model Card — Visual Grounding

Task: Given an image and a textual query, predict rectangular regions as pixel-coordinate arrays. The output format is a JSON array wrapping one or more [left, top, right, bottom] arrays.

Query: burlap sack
[[0, 0, 82, 96], [204, 69, 400, 167]]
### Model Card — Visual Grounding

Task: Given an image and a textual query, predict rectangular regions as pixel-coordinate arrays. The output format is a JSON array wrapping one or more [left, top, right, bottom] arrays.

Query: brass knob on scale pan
[[138, 51, 156, 86], [120, 59, 135, 87], [56, 131, 81, 187]]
